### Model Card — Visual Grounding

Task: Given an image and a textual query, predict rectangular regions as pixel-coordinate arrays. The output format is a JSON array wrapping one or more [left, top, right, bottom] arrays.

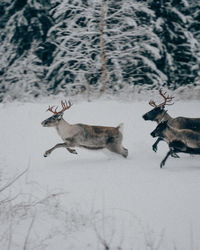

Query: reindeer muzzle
[[150, 131, 156, 138], [41, 121, 48, 127], [142, 114, 149, 120]]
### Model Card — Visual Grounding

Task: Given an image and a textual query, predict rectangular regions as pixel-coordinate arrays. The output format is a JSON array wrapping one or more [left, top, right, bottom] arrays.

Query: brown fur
[[143, 107, 200, 152], [151, 121, 200, 168], [162, 115, 200, 132], [144, 107, 200, 132], [151, 121, 200, 149], [41, 113, 128, 158], [162, 126, 200, 148]]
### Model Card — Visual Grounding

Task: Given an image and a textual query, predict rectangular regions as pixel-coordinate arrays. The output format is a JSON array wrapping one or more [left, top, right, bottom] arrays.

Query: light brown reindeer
[[143, 89, 200, 152], [41, 101, 128, 158]]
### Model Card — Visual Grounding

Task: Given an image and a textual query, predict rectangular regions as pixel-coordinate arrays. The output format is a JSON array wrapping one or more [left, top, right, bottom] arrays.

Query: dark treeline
[[0, 0, 199, 101]]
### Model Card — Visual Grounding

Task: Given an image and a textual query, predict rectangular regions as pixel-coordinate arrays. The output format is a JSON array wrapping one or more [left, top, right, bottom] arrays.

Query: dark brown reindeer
[[41, 101, 128, 158], [151, 120, 200, 168], [143, 89, 200, 152]]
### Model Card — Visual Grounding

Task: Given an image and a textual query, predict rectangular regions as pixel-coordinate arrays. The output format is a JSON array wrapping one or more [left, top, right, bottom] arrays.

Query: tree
[[0, 0, 199, 101], [103, 0, 166, 91], [46, 0, 103, 96], [46, 0, 167, 96], [0, 0, 54, 101], [148, 0, 200, 88]]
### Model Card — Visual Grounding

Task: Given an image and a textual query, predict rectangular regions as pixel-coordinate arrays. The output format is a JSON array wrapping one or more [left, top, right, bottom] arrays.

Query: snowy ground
[[0, 99, 200, 250]]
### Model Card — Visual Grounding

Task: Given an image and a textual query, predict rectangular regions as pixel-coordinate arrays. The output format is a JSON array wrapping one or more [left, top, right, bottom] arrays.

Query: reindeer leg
[[120, 146, 128, 158], [66, 148, 77, 154], [169, 140, 184, 158], [106, 143, 128, 158], [160, 150, 171, 168], [64, 137, 78, 154], [110, 146, 128, 158], [44, 143, 66, 157], [152, 138, 179, 158], [152, 137, 163, 152], [170, 151, 180, 158], [44, 142, 77, 157]]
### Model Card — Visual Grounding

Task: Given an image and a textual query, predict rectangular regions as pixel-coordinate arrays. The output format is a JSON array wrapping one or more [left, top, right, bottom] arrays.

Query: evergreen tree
[[46, 0, 103, 95], [103, 0, 166, 90], [47, 0, 167, 96], [0, 0, 199, 101], [0, 0, 54, 101], [148, 0, 200, 88]]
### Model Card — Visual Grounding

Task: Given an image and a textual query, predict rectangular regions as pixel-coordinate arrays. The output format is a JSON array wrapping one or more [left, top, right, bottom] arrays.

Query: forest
[[0, 0, 199, 102]]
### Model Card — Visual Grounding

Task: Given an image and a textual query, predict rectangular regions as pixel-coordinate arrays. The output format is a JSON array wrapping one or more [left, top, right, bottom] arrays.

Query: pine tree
[[0, 0, 199, 101], [47, 0, 167, 96], [148, 0, 200, 88], [103, 0, 166, 91], [0, 0, 53, 101], [46, 0, 103, 96]]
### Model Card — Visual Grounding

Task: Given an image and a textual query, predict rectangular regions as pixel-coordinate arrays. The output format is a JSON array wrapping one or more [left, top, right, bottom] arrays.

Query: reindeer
[[151, 120, 200, 168], [41, 101, 128, 158], [143, 89, 200, 152]]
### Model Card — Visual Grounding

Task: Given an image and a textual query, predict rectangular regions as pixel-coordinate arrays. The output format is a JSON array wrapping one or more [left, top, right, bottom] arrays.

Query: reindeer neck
[[164, 125, 177, 140], [156, 111, 172, 124], [55, 118, 71, 140], [56, 118, 70, 128]]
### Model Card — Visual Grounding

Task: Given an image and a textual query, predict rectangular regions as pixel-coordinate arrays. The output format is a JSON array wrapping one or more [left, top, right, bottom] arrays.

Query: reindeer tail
[[117, 123, 124, 134]]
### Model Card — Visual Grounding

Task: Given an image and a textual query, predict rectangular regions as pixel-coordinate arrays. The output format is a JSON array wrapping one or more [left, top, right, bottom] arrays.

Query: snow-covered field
[[0, 99, 200, 250]]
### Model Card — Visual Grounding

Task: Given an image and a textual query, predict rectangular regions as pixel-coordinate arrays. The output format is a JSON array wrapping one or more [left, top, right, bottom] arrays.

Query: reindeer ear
[[162, 120, 168, 126], [57, 113, 63, 120]]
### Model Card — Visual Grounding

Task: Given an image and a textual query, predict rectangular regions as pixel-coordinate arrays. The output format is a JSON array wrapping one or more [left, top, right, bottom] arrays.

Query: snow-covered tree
[[103, 0, 167, 91], [0, 0, 200, 101], [46, 0, 167, 96], [148, 0, 200, 88], [0, 0, 53, 101], [45, 0, 102, 96]]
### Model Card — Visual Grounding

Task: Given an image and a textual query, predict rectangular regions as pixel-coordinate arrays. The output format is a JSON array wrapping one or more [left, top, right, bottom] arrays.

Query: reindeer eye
[[51, 115, 58, 121]]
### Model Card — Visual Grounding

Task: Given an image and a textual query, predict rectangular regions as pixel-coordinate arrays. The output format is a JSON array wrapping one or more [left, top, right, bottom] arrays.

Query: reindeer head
[[142, 89, 174, 121], [41, 100, 72, 127], [150, 120, 168, 138]]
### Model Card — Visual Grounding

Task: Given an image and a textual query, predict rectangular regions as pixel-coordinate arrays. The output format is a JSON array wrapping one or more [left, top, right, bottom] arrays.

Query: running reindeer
[[143, 89, 200, 152], [41, 101, 128, 158], [151, 120, 200, 168]]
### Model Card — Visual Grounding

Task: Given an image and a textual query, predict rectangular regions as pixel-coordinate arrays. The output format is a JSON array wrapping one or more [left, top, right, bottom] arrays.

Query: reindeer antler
[[47, 100, 72, 114], [60, 100, 72, 112], [149, 89, 174, 108], [158, 89, 174, 106], [47, 105, 58, 114], [149, 100, 157, 108]]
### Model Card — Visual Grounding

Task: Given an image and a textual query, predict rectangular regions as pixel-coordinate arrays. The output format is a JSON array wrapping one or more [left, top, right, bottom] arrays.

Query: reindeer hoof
[[71, 149, 78, 154], [152, 145, 157, 152], [160, 161, 165, 168], [122, 148, 128, 158], [171, 152, 180, 158], [67, 148, 78, 154], [44, 151, 50, 157]]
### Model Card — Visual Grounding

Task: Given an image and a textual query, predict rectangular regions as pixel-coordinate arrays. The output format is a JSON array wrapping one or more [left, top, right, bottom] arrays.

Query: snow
[[0, 99, 200, 249]]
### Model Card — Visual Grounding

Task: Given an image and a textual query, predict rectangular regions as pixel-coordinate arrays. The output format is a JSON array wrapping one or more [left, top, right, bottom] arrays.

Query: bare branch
[[23, 212, 36, 250], [0, 168, 28, 193]]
